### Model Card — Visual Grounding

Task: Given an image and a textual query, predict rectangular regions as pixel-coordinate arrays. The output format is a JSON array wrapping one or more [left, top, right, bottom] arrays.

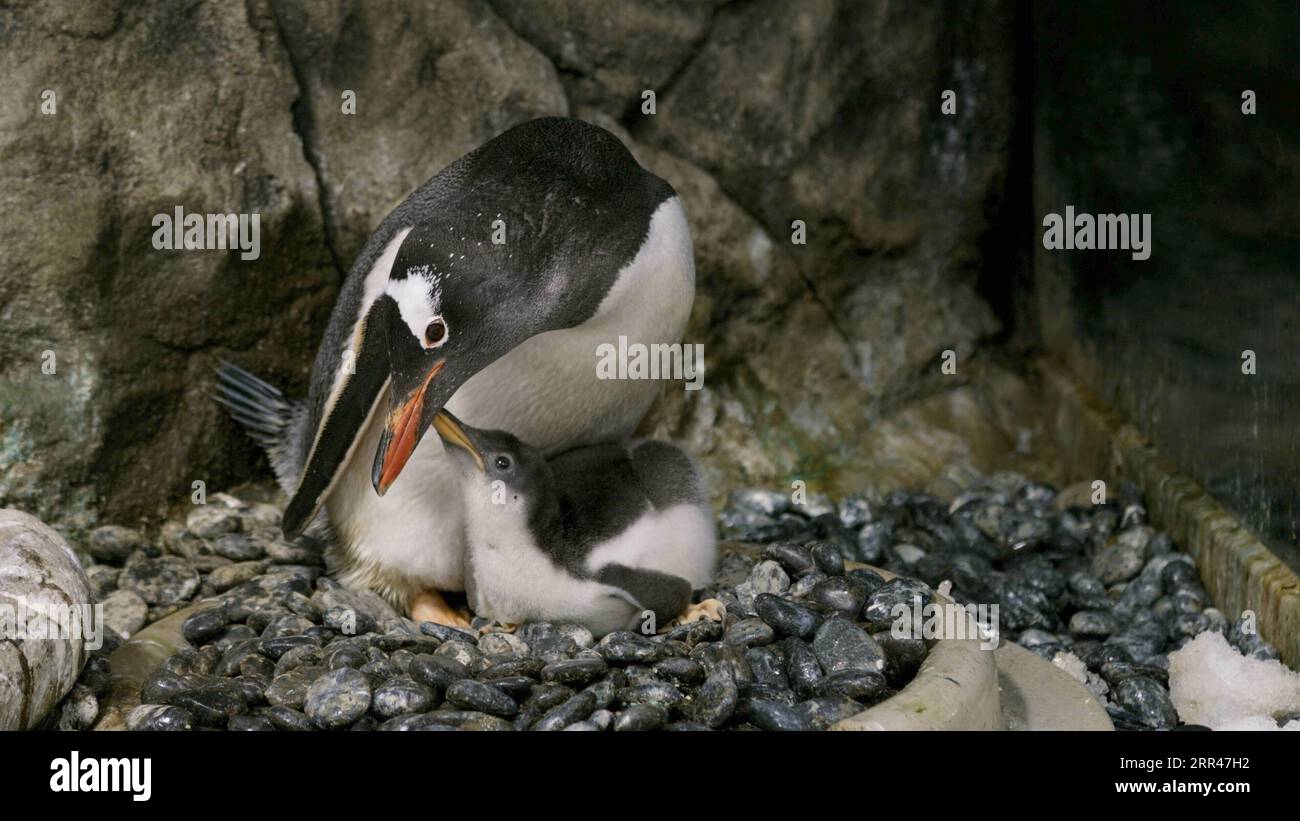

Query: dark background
[[1032, 1, 1299, 569]]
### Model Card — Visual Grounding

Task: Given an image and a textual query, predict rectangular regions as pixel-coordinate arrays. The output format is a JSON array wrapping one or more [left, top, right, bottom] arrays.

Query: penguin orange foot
[[409, 589, 472, 629], [674, 598, 727, 627]]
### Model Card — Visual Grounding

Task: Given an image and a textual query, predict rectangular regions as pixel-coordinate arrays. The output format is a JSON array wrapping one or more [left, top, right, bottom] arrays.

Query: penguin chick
[[431, 411, 716, 636]]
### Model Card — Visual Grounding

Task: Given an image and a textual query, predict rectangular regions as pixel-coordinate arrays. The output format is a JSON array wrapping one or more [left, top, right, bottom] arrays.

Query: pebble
[[1092, 538, 1147, 585], [1111, 676, 1179, 730], [761, 542, 815, 577], [1069, 610, 1120, 637], [810, 576, 868, 616], [210, 533, 265, 562], [811, 670, 888, 702], [654, 657, 705, 685], [541, 656, 608, 685], [784, 638, 824, 698], [263, 665, 322, 711], [748, 560, 791, 595], [126, 704, 196, 731], [445, 680, 518, 717], [186, 505, 242, 538], [87, 525, 147, 562], [875, 633, 927, 687], [141, 671, 248, 726], [533, 691, 598, 731], [119, 556, 200, 605], [744, 698, 809, 731], [371, 676, 435, 717], [479, 631, 530, 658], [303, 669, 371, 729], [229, 715, 274, 731], [265, 706, 317, 731], [181, 607, 230, 644], [409, 654, 468, 694], [808, 541, 847, 576], [479, 656, 544, 681], [57, 685, 100, 731], [751, 593, 822, 640], [812, 618, 885, 675], [616, 681, 684, 710], [597, 631, 662, 664], [100, 589, 148, 638], [613, 704, 668, 731], [209, 560, 269, 592], [724, 617, 775, 648], [797, 696, 863, 730], [107, 476, 1250, 735], [691, 672, 739, 728], [86, 564, 121, 599], [861, 578, 932, 632], [461, 713, 515, 731]]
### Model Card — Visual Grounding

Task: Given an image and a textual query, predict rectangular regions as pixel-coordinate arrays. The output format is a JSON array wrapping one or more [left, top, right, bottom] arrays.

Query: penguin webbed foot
[[667, 597, 727, 630], [409, 589, 473, 629], [477, 620, 520, 636]]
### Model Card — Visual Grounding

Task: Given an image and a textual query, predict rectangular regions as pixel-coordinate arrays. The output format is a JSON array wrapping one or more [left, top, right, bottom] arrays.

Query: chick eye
[[424, 318, 447, 347], [494, 455, 511, 471]]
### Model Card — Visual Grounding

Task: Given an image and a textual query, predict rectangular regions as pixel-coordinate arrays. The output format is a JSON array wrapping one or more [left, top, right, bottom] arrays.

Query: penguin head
[[431, 410, 555, 531], [370, 219, 557, 497]]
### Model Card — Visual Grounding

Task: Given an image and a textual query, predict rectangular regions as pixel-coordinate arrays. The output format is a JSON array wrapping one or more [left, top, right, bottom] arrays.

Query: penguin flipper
[[214, 361, 309, 497], [595, 564, 693, 627]]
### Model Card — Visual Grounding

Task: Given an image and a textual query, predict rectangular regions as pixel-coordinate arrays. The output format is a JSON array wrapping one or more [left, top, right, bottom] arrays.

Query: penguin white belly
[[327, 197, 695, 600], [464, 531, 637, 635], [327, 418, 467, 597]]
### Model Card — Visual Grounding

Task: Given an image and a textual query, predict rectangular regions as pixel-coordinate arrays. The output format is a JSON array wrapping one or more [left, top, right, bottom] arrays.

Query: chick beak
[[431, 409, 484, 471]]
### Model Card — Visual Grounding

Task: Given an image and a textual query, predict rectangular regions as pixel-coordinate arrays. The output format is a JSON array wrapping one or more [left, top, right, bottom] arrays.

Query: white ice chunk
[[1053, 650, 1109, 703], [1168, 631, 1300, 730]]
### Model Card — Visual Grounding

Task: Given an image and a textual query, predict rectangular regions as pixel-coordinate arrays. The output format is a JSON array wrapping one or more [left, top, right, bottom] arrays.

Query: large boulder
[[0, 0, 336, 527], [0, 509, 93, 729]]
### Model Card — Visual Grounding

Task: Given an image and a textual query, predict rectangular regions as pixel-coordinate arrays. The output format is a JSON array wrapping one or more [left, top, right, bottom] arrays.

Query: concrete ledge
[[996, 641, 1112, 731]]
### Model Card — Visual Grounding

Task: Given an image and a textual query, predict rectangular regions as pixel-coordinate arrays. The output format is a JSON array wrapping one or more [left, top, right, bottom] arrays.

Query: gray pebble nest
[[50, 472, 1283, 732]]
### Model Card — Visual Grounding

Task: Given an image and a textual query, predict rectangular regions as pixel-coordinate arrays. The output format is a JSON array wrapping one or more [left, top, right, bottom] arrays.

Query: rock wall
[[1, 0, 1018, 530]]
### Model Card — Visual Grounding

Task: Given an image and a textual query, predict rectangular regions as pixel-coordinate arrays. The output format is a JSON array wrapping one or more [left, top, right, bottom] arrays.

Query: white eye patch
[[386, 264, 446, 348]]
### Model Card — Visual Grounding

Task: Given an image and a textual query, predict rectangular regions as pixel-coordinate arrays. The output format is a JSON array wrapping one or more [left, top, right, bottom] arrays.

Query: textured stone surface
[[0, 509, 93, 729]]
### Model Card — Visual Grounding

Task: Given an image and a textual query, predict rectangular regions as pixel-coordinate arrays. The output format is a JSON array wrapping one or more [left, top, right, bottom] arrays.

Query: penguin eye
[[424, 318, 447, 347], [494, 455, 511, 471]]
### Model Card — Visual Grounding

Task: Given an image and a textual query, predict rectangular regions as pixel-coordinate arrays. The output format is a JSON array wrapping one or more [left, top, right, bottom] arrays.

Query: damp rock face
[[0, 510, 93, 730], [0, 0, 1017, 527]]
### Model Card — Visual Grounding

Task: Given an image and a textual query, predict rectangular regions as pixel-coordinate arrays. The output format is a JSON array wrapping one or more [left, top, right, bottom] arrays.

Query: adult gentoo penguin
[[429, 410, 719, 636], [217, 118, 695, 626]]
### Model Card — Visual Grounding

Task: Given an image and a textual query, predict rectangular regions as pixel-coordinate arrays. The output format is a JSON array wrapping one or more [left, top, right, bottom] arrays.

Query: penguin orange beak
[[431, 411, 484, 471], [373, 360, 445, 495]]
